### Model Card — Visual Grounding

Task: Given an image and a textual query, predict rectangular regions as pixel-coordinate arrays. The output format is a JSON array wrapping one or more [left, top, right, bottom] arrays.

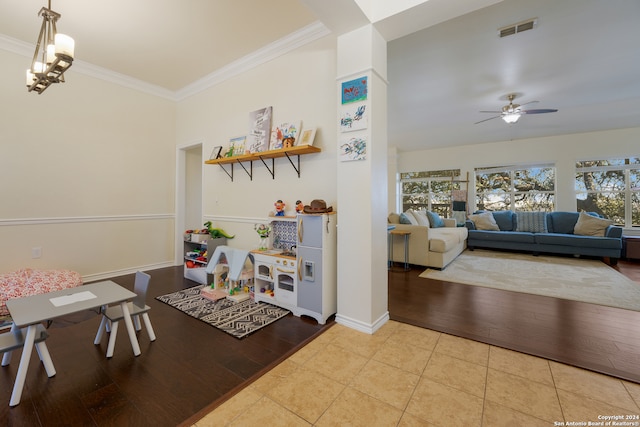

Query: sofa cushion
[[547, 211, 579, 234], [400, 212, 416, 224], [413, 210, 431, 227], [515, 211, 548, 233], [426, 211, 445, 228], [429, 227, 468, 253], [491, 210, 515, 231], [468, 230, 536, 244], [535, 233, 621, 249], [573, 211, 614, 237], [388, 213, 400, 224], [468, 212, 499, 231]]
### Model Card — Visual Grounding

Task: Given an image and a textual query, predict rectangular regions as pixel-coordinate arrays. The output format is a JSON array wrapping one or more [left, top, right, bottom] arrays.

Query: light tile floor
[[194, 321, 640, 426]]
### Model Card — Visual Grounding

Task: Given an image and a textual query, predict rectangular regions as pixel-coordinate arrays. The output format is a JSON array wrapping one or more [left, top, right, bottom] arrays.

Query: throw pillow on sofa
[[468, 212, 499, 230], [412, 210, 431, 227], [425, 211, 445, 228], [515, 211, 548, 233], [399, 212, 414, 224], [573, 211, 613, 236]]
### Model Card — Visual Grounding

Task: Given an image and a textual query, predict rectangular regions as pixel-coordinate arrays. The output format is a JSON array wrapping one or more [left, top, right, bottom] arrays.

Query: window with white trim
[[575, 157, 640, 227], [475, 164, 555, 212], [399, 169, 461, 218]]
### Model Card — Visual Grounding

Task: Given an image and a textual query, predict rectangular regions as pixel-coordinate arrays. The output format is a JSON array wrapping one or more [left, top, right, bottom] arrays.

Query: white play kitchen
[[252, 213, 336, 325]]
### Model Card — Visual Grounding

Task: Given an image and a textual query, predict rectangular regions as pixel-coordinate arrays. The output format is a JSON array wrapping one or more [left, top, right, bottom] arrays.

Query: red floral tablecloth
[[0, 268, 83, 317]]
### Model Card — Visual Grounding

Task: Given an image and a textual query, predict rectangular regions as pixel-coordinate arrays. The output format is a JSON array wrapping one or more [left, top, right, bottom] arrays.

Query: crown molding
[[0, 33, 176, 100], [174, 21, 331, 101], [1, 21, 331, 102]]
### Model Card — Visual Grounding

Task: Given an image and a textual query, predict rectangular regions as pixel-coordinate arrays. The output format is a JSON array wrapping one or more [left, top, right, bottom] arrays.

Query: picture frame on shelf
[[297, 128, 317, 146], [227, 135, 247, 157], [248, 106, 272, 153], [270, 121, 301, 150], [209, 146, 222, 160]]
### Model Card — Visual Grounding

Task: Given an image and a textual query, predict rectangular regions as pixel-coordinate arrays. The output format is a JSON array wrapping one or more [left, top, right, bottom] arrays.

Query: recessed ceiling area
[[387, 0, 640, 151]]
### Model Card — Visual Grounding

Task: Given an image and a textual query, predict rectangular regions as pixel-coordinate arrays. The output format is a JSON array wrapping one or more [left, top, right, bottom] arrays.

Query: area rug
[[419, 249, 640, 311], [156, 285, 290, 338]]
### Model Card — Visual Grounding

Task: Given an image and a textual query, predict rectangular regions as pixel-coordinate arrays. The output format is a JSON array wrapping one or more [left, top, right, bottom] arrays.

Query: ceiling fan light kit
[[476, 93, 558, 125], [26, 0, 75, 94]]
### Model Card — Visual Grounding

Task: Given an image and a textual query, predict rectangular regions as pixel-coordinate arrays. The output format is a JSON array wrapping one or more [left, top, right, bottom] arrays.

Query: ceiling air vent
[[498, 18, 537, 38]]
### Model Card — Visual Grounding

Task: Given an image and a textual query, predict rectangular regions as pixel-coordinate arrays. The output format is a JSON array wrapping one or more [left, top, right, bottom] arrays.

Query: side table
[[389, 230, 411, 271], [622, 236, 640, 260]]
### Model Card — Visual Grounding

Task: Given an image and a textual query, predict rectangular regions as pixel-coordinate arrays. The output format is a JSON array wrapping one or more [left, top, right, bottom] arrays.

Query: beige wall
[[394, 126, 640, 213], [176, 35, 338, 251], [0, 50, 176, 280]]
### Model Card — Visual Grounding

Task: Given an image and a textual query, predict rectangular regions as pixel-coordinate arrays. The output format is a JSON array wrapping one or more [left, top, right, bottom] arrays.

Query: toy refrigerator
[[296, 213, 337, 324]]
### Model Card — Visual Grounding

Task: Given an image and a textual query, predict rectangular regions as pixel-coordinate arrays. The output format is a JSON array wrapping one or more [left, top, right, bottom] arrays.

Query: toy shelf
[[204, 145, 321, 181]]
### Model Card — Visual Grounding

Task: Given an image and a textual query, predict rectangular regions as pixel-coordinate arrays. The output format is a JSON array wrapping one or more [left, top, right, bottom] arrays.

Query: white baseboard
[[335, 311, 390, 335], [82, 261, 177, 283]]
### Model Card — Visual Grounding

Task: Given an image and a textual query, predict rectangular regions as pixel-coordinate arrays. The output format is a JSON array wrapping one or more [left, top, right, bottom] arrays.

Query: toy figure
[[255, 223, 272, 251], [295, 200, 304, 214], [274, 199, 286, 216]]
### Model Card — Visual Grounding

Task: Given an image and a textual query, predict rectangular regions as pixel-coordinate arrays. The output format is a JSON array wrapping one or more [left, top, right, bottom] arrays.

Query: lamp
[[502, 113, 521, 124], [26, 0, 75, 94], [501, 101, 521, 124]]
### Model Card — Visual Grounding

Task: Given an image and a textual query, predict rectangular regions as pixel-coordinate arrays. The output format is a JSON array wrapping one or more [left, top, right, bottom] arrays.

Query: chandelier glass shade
[[26, 1, 75, 94]]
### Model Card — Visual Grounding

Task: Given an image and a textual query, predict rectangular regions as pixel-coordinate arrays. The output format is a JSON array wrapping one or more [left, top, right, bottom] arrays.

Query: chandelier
[[26, 0, 75, 94]]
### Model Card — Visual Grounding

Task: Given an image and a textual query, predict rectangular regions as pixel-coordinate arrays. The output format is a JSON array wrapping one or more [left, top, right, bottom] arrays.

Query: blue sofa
[[465, 211, 623, 263]]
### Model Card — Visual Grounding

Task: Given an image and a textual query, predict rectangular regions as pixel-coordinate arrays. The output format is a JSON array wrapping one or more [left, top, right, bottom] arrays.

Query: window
[[475, 164, 555, 212], [575, 157, 640, 228], [399, 169, 460, 217]]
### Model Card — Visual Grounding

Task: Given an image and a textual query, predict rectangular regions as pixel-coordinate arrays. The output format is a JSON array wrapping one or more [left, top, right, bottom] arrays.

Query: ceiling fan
[[475, 93, 558, 124]]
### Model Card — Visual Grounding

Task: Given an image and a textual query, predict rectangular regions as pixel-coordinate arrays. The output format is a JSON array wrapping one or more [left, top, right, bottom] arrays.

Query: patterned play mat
[[156, 285, 290, 338]]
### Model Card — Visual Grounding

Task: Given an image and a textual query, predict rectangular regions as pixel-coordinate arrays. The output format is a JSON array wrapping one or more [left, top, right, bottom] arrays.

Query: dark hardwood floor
[[389, 257, 640, 384], [0, 267, 330, 426], [2, 257, 639, 425]]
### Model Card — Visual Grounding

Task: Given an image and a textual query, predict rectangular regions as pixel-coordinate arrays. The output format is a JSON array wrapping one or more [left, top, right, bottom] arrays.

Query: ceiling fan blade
[[518, 100, 539, 108], [521, 108, 558, 114], [474, 115, 501, 124], [479, 110, 502, 113]]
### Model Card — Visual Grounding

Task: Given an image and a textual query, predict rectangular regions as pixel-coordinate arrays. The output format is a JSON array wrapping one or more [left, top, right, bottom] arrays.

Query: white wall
[[0, 49, 176, 280], [394, 126, 640, 213], [175, 35, 338, 251]]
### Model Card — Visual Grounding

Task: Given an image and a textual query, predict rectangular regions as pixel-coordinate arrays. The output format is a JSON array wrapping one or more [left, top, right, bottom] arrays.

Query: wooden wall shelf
[[205, 145, 321, 181]]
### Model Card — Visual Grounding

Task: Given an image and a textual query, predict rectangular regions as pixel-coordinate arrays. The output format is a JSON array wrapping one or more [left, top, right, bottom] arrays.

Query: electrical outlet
[[32, 247, 42, 259]]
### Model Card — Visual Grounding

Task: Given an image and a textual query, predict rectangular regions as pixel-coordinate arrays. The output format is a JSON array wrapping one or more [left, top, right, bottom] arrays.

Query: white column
[[335, 25, 389, 334]]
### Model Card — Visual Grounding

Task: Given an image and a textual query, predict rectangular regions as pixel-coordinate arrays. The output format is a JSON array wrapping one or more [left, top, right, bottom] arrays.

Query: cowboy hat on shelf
[[303, 199, 333, 214]]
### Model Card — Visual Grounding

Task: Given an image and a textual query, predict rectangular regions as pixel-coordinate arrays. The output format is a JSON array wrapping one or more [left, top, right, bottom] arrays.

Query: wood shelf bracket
[[218, 163, 234, 181], [284, 152, 301, 178], [258, 156, 275, 179], [237, 159, 253, 181]]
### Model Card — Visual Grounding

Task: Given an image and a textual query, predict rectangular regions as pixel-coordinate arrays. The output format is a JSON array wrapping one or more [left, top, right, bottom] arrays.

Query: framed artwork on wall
[[341, 76, 367, 104], [340, 136, 366, 161], [340, 103, 367, 132]]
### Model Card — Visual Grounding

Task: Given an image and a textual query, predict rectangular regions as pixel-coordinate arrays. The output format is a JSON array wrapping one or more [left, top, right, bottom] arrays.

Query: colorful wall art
[[341, 76, 367, 104], [340, 136, 366, 161], [340, 103, 367, 132], [270, 121, 301, 150]]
